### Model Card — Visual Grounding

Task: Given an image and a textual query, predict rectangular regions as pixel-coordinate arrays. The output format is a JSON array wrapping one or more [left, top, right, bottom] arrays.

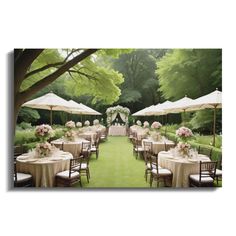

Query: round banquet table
[[108, 126, 127, 136], [77, 132, 97, 143], [16, 150, 73, 187], [142, 138, 175, 154], [51, 138, 90, 157], [158, 151, 211, 187]]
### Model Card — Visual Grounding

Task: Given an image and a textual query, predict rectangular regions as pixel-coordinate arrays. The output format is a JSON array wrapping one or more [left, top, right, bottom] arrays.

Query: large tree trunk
[[14, 49, 98, 131]]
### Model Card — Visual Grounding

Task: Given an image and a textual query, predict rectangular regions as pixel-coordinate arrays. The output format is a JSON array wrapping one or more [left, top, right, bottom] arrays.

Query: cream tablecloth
[[51, 138, 90, 157], [108, 126, 127, 136], [16, 150, 73, 187], [77, 132, 97, 143], [142, 138, 175, 154], [158, 151, 210, 187]]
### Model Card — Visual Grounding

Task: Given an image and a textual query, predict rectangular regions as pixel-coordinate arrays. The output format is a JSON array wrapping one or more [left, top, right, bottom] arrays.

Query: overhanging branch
[[20, 49, 98, 102]]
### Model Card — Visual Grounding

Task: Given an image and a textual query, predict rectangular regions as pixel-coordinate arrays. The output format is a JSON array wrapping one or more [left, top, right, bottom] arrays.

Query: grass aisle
[[76, 136, 150, 188]]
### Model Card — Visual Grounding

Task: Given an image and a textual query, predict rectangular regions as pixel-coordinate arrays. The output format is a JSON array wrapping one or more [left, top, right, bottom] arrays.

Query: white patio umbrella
[[65, 100, 90, 115], [164, 96, 193, 114], [179, 89, 222, 146], [77, 103, 101, 115], [22, 92, 77, 125], [145, 101, 173, 116], [132, 105, 156, 116], [163, 96, 193, 125]]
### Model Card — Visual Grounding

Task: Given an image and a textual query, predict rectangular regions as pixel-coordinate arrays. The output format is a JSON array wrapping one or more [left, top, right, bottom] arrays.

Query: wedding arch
[[106, 105, 130, 126]]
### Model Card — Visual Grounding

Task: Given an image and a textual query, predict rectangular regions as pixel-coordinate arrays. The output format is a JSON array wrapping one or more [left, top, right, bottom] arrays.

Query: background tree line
[[17, 49, 222, 134]]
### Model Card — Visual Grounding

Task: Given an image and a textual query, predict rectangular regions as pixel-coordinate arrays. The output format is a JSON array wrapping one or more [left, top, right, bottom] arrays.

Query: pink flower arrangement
[[151, 121, 162, 130], [143, 121, 149, 128], [35, 124, 53, 141], [177, 142, 191, 157], [64, 130, 76, 141], [35, 141, 52, 157], [65, 120, 75, 129], [176, 127, 193, 141]]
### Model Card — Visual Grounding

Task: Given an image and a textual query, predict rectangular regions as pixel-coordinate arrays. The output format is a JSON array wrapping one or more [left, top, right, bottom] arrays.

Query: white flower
[[65, 120, 75, 129], [84, 120, 90, 126], [93, 119, 99, 125], [136, 120, 142, 126], [76, 122, 82, 127]]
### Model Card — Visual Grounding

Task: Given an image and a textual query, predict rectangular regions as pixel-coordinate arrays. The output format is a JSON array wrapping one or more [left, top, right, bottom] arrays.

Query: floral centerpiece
[[84, 120, 90, 126], [136, 120, 142, 126], [176, 127, 194, 157], [176, 142, 191, 157], [150, 121, 162, 141], [64, 130, 76, 141], [34, 124, 54, 157], [35, 142, 53, 157], [64, 121, 76, 141], [65, 120, 75, 129], [35, 124, 54, 142], [93, 119, 99, 126], [76, 122, 82, 128], [151, 121, 162, 130], [143, 121, 149, 128], [176, 126, 193, 142]]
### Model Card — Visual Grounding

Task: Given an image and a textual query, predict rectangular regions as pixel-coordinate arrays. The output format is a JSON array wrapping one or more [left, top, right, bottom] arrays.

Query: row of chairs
[[132, 136, 222, 187], [13, 132, 105, 187]]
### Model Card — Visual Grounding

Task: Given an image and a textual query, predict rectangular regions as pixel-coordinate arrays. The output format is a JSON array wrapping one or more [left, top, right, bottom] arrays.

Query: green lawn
[[73, 136, 222, 188], [75, 136, 150, 188]]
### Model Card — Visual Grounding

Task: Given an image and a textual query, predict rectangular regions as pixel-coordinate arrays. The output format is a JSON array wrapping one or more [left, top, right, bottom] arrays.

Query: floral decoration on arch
[[106, 105, 130, 126]]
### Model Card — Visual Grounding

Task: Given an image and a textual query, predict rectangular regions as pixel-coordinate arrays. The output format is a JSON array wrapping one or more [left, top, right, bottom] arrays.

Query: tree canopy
[[14, 49, 132, 127]]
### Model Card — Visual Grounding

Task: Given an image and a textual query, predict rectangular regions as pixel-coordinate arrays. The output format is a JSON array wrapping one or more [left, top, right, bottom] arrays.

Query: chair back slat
[[69, 157, 82, 178], [199, 161, 217, 183]]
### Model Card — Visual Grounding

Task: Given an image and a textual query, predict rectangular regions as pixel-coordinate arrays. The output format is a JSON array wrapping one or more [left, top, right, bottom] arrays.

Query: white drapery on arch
[[111, 112, 127, 122], [106, 105, 130, 126]]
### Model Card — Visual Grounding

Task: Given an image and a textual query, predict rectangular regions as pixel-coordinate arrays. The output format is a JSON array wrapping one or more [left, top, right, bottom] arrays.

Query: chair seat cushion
[[90, 147, 97, 151], [189, 174, 214, 183], [215, 169, 222, 176], [134, 147, 144, 152], [15, 173, 32, 182], [151, 168, 172, 175], [73, 163, 88, 171], [146, 163, 162, 169], [56, 170, 80, 179]]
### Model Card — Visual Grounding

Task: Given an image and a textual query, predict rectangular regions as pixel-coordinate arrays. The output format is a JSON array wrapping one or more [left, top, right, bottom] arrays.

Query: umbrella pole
[[50, 107, 52, 125], [213, 106, 216, 146], [183, 110, 185, 126]]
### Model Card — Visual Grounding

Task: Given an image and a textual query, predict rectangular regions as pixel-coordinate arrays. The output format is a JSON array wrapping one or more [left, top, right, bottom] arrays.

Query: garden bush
[[18, 122, 33, 130]]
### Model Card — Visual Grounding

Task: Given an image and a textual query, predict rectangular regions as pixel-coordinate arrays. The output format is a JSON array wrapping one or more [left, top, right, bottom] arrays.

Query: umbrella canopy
[[179, 89, 222, 146], [132, 105, 156, 116], [77, 103, 101, 115], [183, 89, 222, 111], [64, 100, 101, 115], [64, 100, 89, 114], [22, 92, 77, 125], [164, 96, 193, 114], [145, 101, 173, 116]]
